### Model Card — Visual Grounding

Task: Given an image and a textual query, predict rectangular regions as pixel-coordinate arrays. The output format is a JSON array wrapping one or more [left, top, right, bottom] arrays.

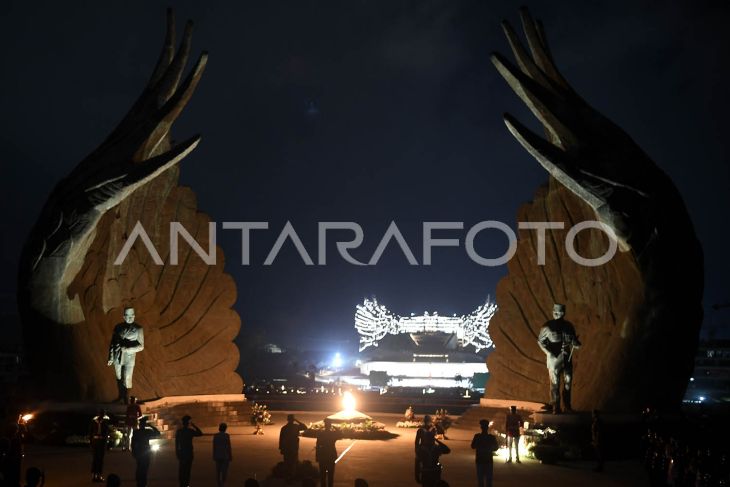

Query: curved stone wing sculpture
[[18, 10, 242, 401], [485, 9, 703, 411]]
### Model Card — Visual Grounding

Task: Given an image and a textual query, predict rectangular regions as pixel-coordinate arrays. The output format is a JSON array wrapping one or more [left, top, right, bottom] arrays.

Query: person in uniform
[[279, 414, 307, 481], [213, 422, 233, 487], [107, 307, 145, 404], [175, 415, 203, 487], [131, 416, 157, 487], [505, 406, 522, 463], [124, 396, 143, 451], [415, 415, 437, 483], [419, 434, 451, 487], [89, 409, 110, 483], [471, 419, 498, 487], [315, 419, 341, 487], [537, 303, 581, 413]]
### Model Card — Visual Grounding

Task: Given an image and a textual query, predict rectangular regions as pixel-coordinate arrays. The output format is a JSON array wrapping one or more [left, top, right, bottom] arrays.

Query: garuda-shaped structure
[[355, 297, 497, 353], [485, 9, 703, 412], [17, 11, 242, 401]]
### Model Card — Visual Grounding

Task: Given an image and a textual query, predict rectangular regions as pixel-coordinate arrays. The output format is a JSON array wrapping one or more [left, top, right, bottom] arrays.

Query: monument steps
[[141, 396, 250, 439]]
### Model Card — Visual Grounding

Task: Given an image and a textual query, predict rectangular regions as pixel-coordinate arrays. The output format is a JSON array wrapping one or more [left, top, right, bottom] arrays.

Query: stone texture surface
[[22, 165, 243, 401], [17, 12, 242, 401], [486, 9, 704, 413], [486, 178, 701, 412]]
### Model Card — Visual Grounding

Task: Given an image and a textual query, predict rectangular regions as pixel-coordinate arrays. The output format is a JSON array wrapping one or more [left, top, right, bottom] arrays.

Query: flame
[[342, 391, 356, 413]]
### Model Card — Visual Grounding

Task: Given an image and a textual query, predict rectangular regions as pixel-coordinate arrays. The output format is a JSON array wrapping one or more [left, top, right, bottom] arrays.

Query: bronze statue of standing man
[[538, 303, 581, 413], [108, 306, 144, 404]]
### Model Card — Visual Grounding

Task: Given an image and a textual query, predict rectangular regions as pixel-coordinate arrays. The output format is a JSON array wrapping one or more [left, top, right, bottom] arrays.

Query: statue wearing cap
[[537, 304, 581, 413]]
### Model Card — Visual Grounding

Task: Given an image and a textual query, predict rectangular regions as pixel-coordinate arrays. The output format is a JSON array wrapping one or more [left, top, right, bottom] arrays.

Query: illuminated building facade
[[353, 298, 497, 389]]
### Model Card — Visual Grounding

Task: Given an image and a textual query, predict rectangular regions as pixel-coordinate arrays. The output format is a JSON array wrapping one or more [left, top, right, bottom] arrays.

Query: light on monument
[[343, 391, 356, 413]]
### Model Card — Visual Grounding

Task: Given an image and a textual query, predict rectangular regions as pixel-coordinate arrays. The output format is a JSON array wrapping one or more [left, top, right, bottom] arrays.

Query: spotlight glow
[[151, 443, 160, 452], [332, 352, 343, 368], [342, 391, 356, 413], [21, 414, 33, 422]]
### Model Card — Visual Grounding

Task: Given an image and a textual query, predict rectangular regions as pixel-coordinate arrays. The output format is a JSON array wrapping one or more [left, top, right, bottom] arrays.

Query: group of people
[[412, 411, 512, 487], [84, 403, 207, 487], [278, 414, 346, 487], [1, 303, 594, 486], [643, 428, 730, 486]]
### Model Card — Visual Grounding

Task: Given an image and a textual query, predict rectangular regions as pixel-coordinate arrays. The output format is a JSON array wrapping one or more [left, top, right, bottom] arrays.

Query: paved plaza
[[24, 410, 648, 486]]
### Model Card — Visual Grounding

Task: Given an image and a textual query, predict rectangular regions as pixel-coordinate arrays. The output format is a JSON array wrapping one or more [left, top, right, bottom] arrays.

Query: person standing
[[107, 306, 145, 404], [420, 435, 451, 487], [212, 423, 232, 487], [1, 419, 26, 487], [537, 303, 581, 413], [279, 414, 307, 481], [89, 409, 110, 483], [415, 414, 437, 483], [471, 419, 498, 487], [131, 417, 156, 487], [505, 406, 522, 463], [124, 396, 143, 451], [316, 419, 341, 487], [175, 415, 203, 487]]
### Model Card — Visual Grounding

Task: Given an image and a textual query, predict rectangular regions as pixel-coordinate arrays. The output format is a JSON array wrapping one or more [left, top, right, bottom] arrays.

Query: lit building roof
[[355, 297, 497, 353]]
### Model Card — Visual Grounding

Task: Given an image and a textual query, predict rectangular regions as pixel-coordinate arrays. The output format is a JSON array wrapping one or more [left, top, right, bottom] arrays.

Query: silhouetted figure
[[244, 479, 260, 487], [472, 419, 499, 487], [316, 419, 342, 487], [415, 415, 437, 483], [1, 421, 25, 487], [24, 467, 44, 487], [592, 410, 604, 472], [279, 414, 307, 481], [354, 479, 369, 487], [89, 409, 111, 483], [106, 474, 121, 487], [505, 406, 522, 463], [212, 423, 232, 487], [132, 417, 156, 487], [420, 435, 450, 487], [175, 415, 203, 487], [124, 396, 142, 451], [107, 306, 145, 404]]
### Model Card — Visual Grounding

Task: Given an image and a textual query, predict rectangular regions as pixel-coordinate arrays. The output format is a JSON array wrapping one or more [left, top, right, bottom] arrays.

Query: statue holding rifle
[[538, 303, 581, 414]]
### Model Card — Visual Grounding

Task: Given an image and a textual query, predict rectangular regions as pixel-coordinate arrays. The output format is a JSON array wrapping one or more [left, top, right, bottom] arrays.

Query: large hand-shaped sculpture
[[22, 11, 205, 324], [19, 10, 242, 400], [486, 9, 703, 411]]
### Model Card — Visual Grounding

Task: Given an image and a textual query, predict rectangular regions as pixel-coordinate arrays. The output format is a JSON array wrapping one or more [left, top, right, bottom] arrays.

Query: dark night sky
[[2, 1, 729, 355]]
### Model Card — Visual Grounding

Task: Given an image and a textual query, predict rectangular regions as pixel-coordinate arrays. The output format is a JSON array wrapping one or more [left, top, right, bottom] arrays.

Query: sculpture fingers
[[152, 20, 194, 107], [93, 14, 194, 161], [502, 113, 605, 210], [147, 8, 177, 89], [491, 52, 578, 148], [500, 20, 556, 93], [518, 7, 570, 90], [120, 135, 201, 200], [134, 52, 208, 160]]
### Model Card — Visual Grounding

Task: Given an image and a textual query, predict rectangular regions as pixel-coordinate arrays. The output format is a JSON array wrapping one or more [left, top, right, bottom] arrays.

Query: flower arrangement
[[250, 402, 272, 435], [303, 419, 396, 440]]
